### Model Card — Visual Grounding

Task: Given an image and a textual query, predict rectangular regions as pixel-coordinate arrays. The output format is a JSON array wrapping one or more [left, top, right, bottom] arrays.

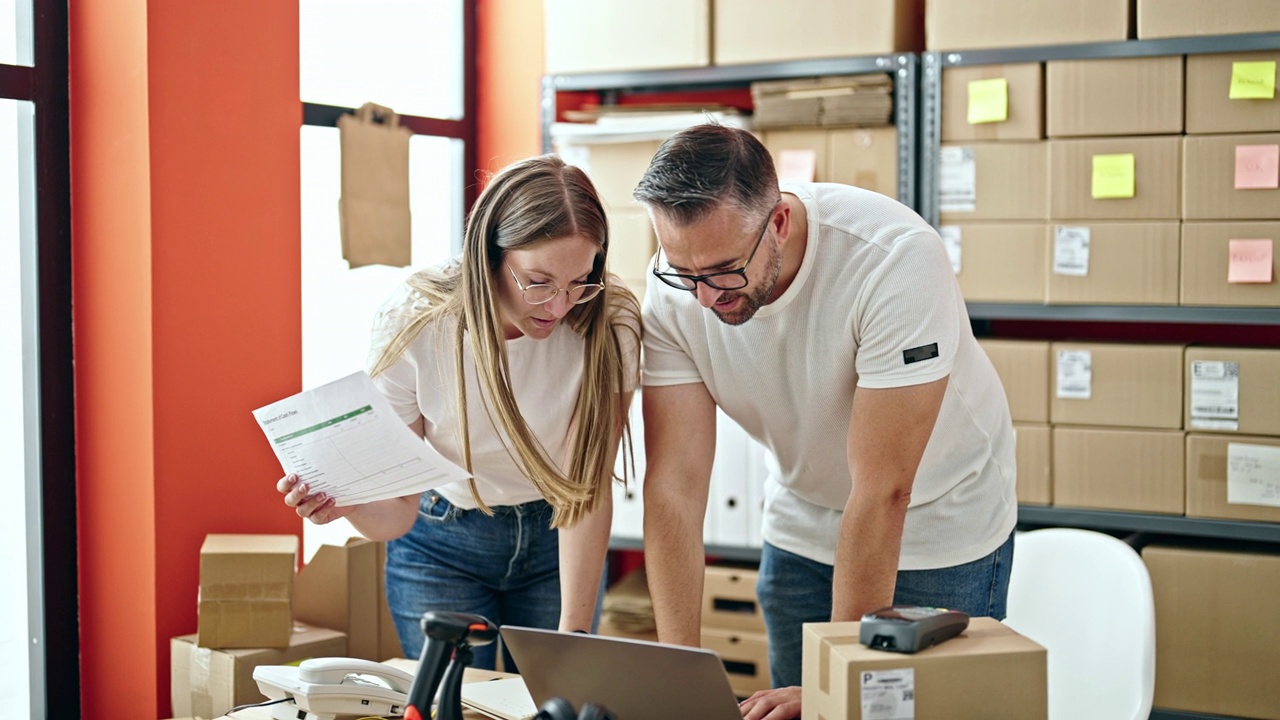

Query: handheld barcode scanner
[[860, 605, 970, 653], [405, 611, 499, 720]]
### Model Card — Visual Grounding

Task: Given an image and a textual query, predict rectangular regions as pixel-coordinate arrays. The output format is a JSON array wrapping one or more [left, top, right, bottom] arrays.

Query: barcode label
[[1190, 361, 1240, 424], [1053, 226, 1091, 277], [1056, 350, 1093, 400]]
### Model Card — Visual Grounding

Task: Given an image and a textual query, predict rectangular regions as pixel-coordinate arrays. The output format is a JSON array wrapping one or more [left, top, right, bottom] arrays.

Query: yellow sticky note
[[1092, 153, 1136, 199], [1230, 61, 1277, 100], [967, 78, 1009, 124]]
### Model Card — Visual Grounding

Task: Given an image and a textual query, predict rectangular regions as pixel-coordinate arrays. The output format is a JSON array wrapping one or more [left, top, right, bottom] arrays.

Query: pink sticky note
[[1235, 144, 1280, 190], [1228, 239, 1274, 283], [778, 149, 817, 183]]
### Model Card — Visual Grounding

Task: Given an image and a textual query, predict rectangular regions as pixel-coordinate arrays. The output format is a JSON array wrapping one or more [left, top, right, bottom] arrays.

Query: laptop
[[499, 626, 745, 720]]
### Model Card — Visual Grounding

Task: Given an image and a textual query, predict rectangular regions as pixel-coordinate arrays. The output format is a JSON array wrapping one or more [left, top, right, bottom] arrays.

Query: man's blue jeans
[[385, 491, 562, 671], [756, 532, 1015, 688]]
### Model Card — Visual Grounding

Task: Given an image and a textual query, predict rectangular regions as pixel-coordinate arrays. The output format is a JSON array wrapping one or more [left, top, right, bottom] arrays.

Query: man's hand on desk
[[738, 686, 801, 720]]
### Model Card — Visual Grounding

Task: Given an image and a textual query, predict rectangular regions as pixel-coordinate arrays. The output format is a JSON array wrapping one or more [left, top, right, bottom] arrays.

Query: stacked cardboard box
[[977, 339, 1051, 505], [715, 0, 923, 66], [1181, 50, 1280, 307], [927, 0, 1131, 51], [701, 565, 770, 697], [1138, 0, 1280, 39], [762, 126, 899, 199], [939, 64, 1048, 303], [1045, 56, 1184, 306], [543, 0, 710, 74]]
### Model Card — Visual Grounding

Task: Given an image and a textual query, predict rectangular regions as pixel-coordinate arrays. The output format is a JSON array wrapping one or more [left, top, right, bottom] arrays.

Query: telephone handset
[[253, 657, 414, 720]]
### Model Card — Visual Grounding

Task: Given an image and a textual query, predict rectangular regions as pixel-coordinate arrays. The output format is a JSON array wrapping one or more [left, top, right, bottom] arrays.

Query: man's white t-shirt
[[371, 283, 640, 509], [642, 183, 1017, 569]]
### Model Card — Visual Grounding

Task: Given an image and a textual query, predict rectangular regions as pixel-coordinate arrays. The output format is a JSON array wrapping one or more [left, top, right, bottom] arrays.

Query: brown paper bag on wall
[[338, 102, 413, 268]]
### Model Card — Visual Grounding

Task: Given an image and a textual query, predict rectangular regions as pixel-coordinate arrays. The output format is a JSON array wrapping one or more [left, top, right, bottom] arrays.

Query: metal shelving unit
[[966, 303, 1280, 325], [541, 53, 921, 210]]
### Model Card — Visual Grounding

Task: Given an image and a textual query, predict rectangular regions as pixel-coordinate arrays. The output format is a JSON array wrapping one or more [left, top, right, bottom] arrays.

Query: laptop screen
[[500, 626, 744, 720]]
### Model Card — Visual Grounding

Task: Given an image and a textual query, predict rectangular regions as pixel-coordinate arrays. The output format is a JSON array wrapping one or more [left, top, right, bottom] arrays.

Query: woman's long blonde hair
[[369, 155, 641, 528]]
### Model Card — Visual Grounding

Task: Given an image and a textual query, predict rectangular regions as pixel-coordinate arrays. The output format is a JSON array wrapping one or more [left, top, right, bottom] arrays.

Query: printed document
[[253, 371, 470, 506]]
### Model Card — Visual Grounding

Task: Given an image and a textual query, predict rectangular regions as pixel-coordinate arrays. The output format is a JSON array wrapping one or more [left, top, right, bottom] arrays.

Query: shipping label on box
[[1185, 347, 1280, 436], [802, 617, 1047, 720], [940, 142, 1049, 221], [198, 534, 298, 650]]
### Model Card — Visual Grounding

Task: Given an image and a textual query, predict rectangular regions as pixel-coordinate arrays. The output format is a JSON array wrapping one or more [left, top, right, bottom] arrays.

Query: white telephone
[[253, 657, 414, 720]]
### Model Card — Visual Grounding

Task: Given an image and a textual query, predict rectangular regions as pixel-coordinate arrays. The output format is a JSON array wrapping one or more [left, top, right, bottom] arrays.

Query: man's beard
[[711, 241, 783, 326]]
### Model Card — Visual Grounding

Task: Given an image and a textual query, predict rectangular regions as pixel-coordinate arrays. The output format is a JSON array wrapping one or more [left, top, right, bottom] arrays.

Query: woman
[[279, 155, 641, 669]]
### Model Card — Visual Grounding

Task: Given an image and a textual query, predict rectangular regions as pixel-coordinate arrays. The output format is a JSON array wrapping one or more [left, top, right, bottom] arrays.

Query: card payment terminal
[[859, 605, 970, 653]]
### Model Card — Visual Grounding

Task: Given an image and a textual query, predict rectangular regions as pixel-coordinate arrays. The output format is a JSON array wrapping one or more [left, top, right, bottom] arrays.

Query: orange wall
[[71, 1, 303, 716], [477, 0, 546, 174]]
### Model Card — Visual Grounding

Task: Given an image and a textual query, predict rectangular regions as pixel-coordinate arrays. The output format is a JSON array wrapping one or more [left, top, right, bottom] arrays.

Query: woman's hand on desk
[[278, 473, 355, 525], [738, 686, 801, 720]]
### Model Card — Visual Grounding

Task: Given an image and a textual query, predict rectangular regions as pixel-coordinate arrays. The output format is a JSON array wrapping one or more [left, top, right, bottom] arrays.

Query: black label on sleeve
[[903, 343, 940, 365]]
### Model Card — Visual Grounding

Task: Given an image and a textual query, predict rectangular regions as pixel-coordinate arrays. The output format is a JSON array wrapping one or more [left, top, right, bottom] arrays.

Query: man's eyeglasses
[[507, 265, 604, 305], [652, 204, 777, 292]]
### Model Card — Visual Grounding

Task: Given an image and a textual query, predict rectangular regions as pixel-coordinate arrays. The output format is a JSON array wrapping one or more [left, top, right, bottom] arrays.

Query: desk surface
[[220, 661, 517, 720]]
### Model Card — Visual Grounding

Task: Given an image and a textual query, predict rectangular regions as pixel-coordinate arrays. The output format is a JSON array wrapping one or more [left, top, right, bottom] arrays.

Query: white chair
[[1003, 528, 1156, 720]]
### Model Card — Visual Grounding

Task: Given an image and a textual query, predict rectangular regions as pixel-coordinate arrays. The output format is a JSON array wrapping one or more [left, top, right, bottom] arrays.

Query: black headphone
[[535, 697, 616, 720]]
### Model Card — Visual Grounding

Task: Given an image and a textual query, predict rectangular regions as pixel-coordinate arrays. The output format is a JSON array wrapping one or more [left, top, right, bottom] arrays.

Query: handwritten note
[[1228, 238, 1274, 284], [1227, 443, 1280, 508], [967, 78, 1009, 124], [1229, 61, 1277, 100], [778, 149, 817, 183], [1091, 153, 1135, 199], [1234, 144, 1280, 190]]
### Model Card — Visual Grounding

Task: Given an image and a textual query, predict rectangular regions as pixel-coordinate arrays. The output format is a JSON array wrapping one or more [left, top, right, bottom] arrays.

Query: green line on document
[[273, 406, 374, 443]]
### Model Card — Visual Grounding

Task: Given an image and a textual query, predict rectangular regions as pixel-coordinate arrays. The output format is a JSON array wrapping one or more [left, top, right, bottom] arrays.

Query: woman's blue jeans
[[756, 532, 1015, 688], [385, 491, 562, 671]]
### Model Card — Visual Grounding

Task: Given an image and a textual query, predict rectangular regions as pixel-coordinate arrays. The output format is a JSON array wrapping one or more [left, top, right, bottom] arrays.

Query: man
[[633, 124, 1017, 719]]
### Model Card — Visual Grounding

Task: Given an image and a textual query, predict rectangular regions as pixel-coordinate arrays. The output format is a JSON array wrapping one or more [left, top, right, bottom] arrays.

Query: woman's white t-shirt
[[371, 284, 639, 509], [642, 183, 1017, 569]]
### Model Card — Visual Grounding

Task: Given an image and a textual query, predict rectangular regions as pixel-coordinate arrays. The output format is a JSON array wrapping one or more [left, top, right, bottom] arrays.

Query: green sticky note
[[1092, 153, 1136, 199], [967, 78, 1009, 124], [1230, 61, 1277, 100]]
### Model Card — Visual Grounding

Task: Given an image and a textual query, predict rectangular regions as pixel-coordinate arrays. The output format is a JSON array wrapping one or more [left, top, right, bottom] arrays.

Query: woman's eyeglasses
[[507, 265, 604, 305]]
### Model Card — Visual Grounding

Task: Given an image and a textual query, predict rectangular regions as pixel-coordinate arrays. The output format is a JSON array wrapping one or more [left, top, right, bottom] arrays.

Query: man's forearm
[[831, 489, 909, 621], [644, 493, 706, 647]]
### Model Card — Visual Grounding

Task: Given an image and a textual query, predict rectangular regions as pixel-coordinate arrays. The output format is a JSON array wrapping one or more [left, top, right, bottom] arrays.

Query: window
[[298, 1, 473, 557], [1, 0, 74, 716]]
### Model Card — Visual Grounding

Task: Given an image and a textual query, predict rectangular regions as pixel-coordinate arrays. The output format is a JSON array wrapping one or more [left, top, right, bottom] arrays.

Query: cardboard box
[[1050, 343, 1184, 429], [1045, 57, 1184, 138], [1052, 426, 1185, 514], [978, 339, 1050, 423], [1049, 136, 1182, 220], [802, 617, 1047, 719], [927, 0, 1130, 51], [1045, 222, 1180, 305], [1144, 544, 1280, 718], [1185, 51, 1280, 135], [1138, 0, 1280, 39], [608, 208, 658, 280], [752, 74, 894, 129], [1183, 133, 1280, 220], [828, 127, 899, 199], [702, 566, 765, 633], [293, 537, 403, 662], [949, 223, 1047, 303], [715, 0, 923, 65], [941, 64, 1045, 142], [171, 623, 347, 719], [559, 139, 662, 213], [1015, 423, 1052, 506], [764, 128, 900, 199], [198, 534, 297, 649], [939, 142, 1048, 221], [1186, 433, 1280, 523], [1185, 346, 1280, 436], [544, 0, 709, 74], [702, 627, 770, 697], [1181, 221, 1280, 307]]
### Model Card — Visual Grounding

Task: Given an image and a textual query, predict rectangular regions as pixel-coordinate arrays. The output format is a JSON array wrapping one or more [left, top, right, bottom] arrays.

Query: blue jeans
[[385, 491, 563, 671], [756, 532, 1015, 688]]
